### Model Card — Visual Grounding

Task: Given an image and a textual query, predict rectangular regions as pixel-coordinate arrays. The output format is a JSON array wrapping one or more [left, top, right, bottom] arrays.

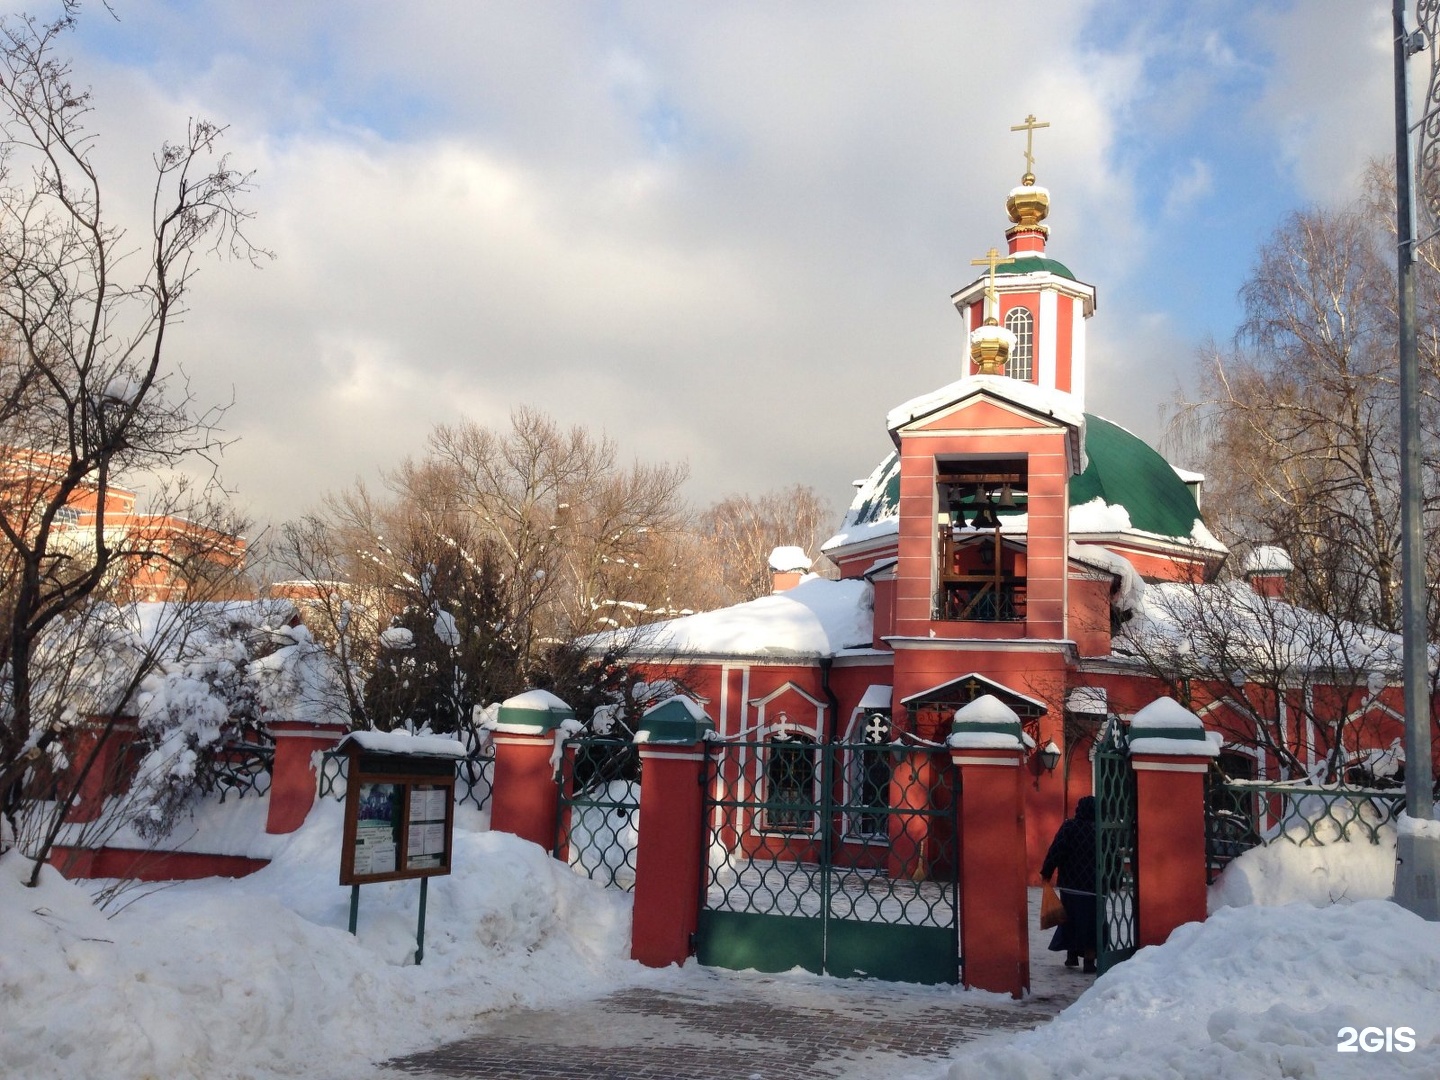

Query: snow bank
[[942, 900, 1440, 1079], [0, 803, 640, 1080], [1209, 816, 1398, 910]]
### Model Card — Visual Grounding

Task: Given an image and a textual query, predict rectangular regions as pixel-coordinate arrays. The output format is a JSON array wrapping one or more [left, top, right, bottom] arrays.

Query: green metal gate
[[697, 738, 960, 984], [554, 736, 641, 891], [1093, 715, 1137, 974]]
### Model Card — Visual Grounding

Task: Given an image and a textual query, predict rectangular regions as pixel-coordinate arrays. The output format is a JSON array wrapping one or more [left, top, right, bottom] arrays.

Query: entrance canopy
[[900, 673, 1047, 720]]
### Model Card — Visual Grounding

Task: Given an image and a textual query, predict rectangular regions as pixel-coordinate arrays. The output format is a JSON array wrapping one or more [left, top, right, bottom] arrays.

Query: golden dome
[[970, 320, 1016, 376], [1006, 176, 1050, 229]]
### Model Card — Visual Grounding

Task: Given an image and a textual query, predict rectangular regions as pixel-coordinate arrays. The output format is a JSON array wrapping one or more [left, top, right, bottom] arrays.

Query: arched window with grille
[[844, 711, 892, 840], [760, 725, 819, 834], [1004, 306, 1034, 381]]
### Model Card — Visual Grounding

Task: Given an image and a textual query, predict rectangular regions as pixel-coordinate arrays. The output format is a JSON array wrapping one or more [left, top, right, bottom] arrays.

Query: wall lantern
[[1038, 739, 1062, 773]]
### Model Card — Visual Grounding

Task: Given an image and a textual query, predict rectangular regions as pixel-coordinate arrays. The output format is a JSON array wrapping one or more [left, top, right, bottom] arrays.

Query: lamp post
[[1392, 0, 1440, 920]]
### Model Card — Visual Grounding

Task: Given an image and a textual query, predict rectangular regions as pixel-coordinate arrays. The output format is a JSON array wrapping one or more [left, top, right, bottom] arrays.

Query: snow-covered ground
[[5, 799, 1440, 1079], [1, 803, 649, 1080], [941, 819, 1440, 1079]]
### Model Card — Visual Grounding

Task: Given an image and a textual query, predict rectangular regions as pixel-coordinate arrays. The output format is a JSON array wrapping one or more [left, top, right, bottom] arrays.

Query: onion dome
[[969, 319, 1017, 376], [1006, 175, 1051, 231]]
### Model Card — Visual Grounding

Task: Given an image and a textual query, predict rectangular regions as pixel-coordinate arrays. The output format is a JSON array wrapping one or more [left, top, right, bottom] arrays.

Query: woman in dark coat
[[1041, 794, 1098, 973]]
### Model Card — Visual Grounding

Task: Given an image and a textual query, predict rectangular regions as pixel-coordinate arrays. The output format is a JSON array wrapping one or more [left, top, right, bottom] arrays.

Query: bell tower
[[949, 114, 1096, 406]]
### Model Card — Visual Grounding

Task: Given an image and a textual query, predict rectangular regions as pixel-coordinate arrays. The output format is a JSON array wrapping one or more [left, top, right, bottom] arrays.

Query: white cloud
[[38, 0, 1399, 536], [1164, 158, 1214, 218]]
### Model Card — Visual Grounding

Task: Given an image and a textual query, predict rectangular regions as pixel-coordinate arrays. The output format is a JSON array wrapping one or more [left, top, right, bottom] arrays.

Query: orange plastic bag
[[1040, 881, 1067, 929]]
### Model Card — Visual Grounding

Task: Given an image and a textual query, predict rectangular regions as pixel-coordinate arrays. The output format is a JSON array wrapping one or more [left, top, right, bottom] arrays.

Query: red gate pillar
[[266, 719, 349, 834], [487, 689, 575, 850], [1128, 697, 1218, 948], [630, 695, 715, 968], [950, 695, 1029, 999]]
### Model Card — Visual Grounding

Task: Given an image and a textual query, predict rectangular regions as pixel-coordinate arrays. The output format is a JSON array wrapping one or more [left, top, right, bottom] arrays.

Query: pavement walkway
[[377, 889, 1090, 1080]]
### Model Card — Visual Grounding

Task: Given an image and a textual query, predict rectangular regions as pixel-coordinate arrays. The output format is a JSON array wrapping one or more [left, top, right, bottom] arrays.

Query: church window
[[760, 724, 819, 834], [1004, 307, 1033, 381], [844, 711, 892, 840]]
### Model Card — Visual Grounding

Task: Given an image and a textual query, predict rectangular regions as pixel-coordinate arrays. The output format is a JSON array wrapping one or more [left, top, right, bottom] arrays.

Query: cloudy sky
[[43, 0, 1401, 530]]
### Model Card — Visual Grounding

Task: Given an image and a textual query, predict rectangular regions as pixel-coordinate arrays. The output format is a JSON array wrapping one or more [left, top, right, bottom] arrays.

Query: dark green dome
[[998, 256, 1076, 281], [837, 414, 1202, 542], [1071, 415, 1202, 540]]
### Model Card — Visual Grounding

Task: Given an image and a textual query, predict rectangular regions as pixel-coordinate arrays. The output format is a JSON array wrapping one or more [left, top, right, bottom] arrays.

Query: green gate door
[[553, 736, 641, 891], [1093, 715, 1138, 974], [696, 738, 960, 984]]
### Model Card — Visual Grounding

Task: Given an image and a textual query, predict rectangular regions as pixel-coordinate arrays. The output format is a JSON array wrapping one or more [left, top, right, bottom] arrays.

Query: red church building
[[620, 136, 1415, 879]]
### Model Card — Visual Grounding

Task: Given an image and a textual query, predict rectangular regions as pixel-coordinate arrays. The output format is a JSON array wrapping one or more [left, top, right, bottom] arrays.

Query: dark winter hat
[[1075, 795, 1096, 820]]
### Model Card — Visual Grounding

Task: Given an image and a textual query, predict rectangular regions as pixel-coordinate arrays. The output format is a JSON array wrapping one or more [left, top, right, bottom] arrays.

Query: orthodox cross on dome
[[1010, 113, 1050, 183], [971, 246, 1015, 323]]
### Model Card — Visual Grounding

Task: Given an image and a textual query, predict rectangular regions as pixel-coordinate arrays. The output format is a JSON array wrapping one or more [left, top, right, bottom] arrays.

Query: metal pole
[[348, 884, 361, 935], [416, 877, 429, 965], [1393, 0, 1440, 920]]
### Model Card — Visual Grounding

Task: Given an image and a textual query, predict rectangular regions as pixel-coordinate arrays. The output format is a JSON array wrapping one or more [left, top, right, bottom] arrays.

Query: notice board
[[340, 750, 456, 885]]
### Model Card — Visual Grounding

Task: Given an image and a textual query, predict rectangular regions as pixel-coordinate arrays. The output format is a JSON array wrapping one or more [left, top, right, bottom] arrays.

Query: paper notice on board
[[355, 837, 396, 876], [411, 786, 446, 822], [407, 821, 447, 856]]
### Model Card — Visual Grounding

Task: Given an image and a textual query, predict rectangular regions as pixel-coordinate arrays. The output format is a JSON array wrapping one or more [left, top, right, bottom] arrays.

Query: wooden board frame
[[339, 750, 457, 886]]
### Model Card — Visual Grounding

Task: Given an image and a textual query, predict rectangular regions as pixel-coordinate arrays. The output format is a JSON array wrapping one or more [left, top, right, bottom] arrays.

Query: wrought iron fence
[[696, 739, 960, 983], [554, 736, 640, 892], [1093, 715, 1137, 976], [318, 738, 495, 813], [205, 740, 274, 801], [1205, 774, 1405, 884], [318, 748, 348, 800]]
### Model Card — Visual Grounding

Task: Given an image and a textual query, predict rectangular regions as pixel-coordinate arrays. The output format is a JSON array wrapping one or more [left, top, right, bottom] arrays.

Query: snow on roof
[[126, 598, 297, 650], [954, 693, 1020, 726], [624, 576, 874, 659], [641, 693, 709, 720], [1068, 497, 1226, 554], [1131, 697, 1203, 729], [857, 684, 892, 710], [1121, 580, 1405, 677], [886, 373, 1087, 452], [1070, 496, 1133, 534], [767, 546, 812, 573], [1244, 545, 1294, 575], [337, 730, 468, 758], [1067, 686, 1108, 714], [821, 515, 898, 553], [1069, 542, 1146, 615], [500, 688, 573, 713]]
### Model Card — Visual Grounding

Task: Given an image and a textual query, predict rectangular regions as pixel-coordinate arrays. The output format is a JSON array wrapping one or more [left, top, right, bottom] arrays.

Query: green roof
[[998, 256, 1076, 282], [838, 414, 1203, 543], [1069, 415, 1202, 540], [843, 450, 901, 527]]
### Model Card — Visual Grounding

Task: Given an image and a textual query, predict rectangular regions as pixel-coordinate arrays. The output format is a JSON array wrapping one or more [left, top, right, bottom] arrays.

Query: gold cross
[[1010, 113, 1050, 177], [970, 246, 1015, 318]]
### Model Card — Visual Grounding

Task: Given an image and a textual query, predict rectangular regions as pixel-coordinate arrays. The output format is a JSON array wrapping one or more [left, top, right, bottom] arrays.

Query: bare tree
[[272, 408, 704, 735], [699, 484, 835, 604], [1113, 574, 1403, 783], [1173, 165, 1440, 643], [420, 407, 694, 668], [0, 11, 264, 876]]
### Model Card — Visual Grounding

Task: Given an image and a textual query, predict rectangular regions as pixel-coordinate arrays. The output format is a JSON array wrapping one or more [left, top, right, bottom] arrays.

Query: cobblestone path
[[379, 967, 1077, 1080]]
